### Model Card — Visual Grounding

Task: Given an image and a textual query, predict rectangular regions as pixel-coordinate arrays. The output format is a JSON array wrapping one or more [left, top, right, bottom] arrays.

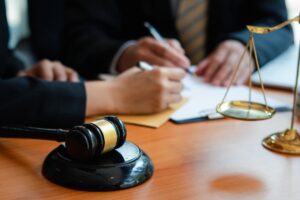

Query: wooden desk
[[1, 89, 300, 200]]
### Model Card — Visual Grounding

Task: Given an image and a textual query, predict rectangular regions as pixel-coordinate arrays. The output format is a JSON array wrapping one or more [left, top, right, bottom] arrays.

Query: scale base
[[262, 129, 300, 154], [42, 141, 153, 191]]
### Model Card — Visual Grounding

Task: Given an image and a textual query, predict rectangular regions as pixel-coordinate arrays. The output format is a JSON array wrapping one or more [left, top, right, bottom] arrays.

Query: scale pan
[[216, 101, 276, 121]]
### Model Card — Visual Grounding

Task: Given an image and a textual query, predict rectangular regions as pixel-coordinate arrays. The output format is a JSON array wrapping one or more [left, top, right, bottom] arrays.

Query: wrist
[[116, 45, 137, 72], [116, 51, 129, 72], [113, 41, 137, 73], [84, 81, 115, 116]]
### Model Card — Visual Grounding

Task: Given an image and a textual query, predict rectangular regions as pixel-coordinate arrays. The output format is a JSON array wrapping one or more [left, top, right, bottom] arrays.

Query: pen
[[144, 22, 194, 75], [144, 22, 165, 43], [137, 61, 154, 71], [138, 61, 196, 78]]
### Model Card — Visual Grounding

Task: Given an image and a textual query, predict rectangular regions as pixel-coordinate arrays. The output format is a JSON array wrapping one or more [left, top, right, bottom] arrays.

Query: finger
[[230, 51, 254, 86], [222, 59, 249, 86], [153, 45, 190, 68], [236, 70, 249, 85], [166, 39, 185, 54], [160, 67, 186, 81], [52, 63, 68, 81], [143, 38, 190, 67], [66, 68, 80, 82], [195, 57, 209, 75], [167, 81, 184, 93], [235, 62, 251, 85], [38, 63, 54, 81], [211, 52, 239, 86], [142, 49, 175, 67], [167, 93, 182, 104], [203, 47, 230, 82], [119, 67, 141, 78], [17, 70, 27, 77]]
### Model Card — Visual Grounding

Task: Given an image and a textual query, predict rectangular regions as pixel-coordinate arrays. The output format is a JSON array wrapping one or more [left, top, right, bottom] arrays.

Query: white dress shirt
[[5, 0, 30, 49]]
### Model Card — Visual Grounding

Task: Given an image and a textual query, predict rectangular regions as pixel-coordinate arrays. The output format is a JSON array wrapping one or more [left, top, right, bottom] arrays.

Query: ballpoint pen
[[137, 61, 154, 71], [144, 22, 165, 43], [144, 22, 194, 75]]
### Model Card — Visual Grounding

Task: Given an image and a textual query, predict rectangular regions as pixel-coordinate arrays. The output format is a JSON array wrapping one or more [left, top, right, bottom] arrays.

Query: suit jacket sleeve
[[0, 77, 86, 128], [222, 0, 294, 66], [0, 51, 25, 78], [63, 0, 294, 78], [28, 0, 65, 61]]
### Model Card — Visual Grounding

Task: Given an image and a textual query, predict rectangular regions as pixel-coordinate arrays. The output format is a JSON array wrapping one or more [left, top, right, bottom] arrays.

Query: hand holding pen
[[116, 22, 190, 72], [143, 22, 191, 69]]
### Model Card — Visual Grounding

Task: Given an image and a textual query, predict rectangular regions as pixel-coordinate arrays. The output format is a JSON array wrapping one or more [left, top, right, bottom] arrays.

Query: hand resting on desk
[[17, 59, 79, 82], [195, 40, 254, 87]]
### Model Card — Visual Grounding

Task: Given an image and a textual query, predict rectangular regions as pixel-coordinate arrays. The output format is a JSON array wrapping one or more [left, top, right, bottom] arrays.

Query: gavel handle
[[0, 126, 68, 142]]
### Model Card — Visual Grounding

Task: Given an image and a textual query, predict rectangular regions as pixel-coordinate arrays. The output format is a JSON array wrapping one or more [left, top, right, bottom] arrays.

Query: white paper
[[171, 75, 289, 122], [252, 44, 299, 90]]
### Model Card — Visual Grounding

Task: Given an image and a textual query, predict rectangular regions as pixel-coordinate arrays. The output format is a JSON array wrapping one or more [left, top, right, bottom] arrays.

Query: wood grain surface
[[1, 89, 299, 200]]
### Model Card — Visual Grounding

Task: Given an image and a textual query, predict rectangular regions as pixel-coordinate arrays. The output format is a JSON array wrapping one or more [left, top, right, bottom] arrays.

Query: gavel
[[0, 116, 126, 161]]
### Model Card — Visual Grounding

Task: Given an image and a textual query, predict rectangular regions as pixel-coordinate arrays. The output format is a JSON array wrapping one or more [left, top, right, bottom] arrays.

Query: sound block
[[42, 141, 153, 191]]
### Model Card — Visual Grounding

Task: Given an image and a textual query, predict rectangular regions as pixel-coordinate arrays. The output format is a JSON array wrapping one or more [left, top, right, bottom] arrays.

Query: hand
[[108, 67, 186, 114], [117, 37, 190, 72], [84, 67, 186, 116], [195, 40, 254, 86], [17, 59, 79, 82]]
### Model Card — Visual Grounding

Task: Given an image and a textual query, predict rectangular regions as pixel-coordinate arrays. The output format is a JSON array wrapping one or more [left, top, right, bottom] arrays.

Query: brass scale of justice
[[216, 14, 300, 154]]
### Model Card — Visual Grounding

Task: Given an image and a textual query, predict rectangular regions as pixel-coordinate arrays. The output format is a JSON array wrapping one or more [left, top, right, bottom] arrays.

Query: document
[[98, 99, 188, 128], [252, 44, 299, 90], [98, 62, 291, 127], [171, 74, 290, 123], [97, 73, 188, 128]]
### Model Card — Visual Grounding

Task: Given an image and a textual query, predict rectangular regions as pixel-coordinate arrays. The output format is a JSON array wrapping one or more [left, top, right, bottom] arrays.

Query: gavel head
[[64, 116, 127, 161]]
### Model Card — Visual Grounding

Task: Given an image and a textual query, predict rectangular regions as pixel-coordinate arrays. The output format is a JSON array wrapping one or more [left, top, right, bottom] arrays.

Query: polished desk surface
[[1, 89, 300, 200]]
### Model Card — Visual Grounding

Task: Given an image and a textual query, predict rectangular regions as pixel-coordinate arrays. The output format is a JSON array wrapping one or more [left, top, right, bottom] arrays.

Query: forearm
[[0, 77, 86, 128]]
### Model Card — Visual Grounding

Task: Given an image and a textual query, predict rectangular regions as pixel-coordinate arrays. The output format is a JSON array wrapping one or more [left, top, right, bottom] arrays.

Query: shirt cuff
[[109, 40, 136, 74]]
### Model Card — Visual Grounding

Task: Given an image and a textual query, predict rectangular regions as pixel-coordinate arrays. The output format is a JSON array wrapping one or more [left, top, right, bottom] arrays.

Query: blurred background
[[4, 0, 300, 47]]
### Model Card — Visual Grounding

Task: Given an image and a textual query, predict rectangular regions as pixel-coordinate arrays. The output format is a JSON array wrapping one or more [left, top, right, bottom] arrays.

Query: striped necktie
[[176, 0, 207, 64]]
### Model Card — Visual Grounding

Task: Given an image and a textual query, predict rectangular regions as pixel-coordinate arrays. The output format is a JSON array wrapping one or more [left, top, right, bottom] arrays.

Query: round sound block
[[42, 141, 153, 191]]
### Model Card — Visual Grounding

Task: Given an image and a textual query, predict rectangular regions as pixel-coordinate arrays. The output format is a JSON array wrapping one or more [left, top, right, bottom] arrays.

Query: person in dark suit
[[0, 0, 185, 128], [28, 0, 64, 61], [63, 0, 294, 86], [3, 0, 77, 81]]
